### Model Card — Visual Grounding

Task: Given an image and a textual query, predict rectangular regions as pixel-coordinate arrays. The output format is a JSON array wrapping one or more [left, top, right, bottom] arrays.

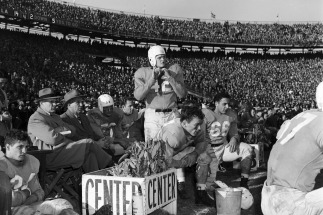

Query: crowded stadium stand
[[1, 0, 323, 47], [0, 27, 322, 131]]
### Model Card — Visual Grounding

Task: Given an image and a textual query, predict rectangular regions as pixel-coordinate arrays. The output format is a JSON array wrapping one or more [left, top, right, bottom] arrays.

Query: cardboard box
[[82, 168, 177, 215], [233, 142, 265, 171], [250, 142, 265, 171]]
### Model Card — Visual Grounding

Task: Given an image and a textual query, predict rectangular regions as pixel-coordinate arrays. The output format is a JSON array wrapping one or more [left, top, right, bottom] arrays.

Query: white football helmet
[[237, 187, 254, 210], [98, 94, 114, 112], [148, 45, 166, 67]]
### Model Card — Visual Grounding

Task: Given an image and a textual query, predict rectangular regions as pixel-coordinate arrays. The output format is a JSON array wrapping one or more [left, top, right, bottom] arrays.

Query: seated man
[[120, 97, 139, 138], [202, 92, 254, 189], [60, 89, 114, 151], [261, 81, 323, 215], [28, 88, 112, 173], [157, 106, 213, 206], [87, 94, 131, 155], [0, 130, 77, 215]]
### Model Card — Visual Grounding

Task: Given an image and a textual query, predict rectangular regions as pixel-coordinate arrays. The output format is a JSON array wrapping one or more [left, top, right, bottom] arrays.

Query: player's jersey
[[122, 109, 139, 127], [202, 108, 239, 146], [134, 64, 186, 109], [0, 154, 39, 191], [158, 118, 204, 159], [267, 110, 323, 192], [87, 107, 124, 138]]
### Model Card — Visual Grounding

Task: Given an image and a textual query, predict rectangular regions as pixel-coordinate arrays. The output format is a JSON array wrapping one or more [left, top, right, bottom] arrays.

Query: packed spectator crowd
[[2, 0, 323, 45], [1, 2, 323, 214], [128, 55, 322, 109], [0, 28, 323, 144], [0, 29, 137, 129]]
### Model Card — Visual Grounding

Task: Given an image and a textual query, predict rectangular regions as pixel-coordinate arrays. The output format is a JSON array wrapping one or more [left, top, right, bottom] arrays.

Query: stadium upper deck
[[1, 0, 323, 49]]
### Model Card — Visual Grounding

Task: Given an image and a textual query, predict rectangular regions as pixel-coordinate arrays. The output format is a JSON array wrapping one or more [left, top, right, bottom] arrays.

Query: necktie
[[76, 115, 82, 124]]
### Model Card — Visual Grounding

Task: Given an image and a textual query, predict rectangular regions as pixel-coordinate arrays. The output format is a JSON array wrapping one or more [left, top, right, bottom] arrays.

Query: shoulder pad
[[168, 64, 183, 74], [0, 159, 8, 173]]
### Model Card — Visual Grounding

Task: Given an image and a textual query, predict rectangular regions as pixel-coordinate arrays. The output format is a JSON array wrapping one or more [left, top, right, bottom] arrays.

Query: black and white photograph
[[0, 0, 323, 214]]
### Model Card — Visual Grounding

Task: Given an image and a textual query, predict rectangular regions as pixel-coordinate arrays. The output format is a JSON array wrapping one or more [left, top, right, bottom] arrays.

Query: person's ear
[[182, 120, 188, 128]]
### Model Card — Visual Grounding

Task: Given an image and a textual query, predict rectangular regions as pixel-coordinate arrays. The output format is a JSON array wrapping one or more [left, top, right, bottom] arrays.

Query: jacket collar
[[36, 107, 64, 126], [65, 109, 76, 118], [37, 107, 51, 116]]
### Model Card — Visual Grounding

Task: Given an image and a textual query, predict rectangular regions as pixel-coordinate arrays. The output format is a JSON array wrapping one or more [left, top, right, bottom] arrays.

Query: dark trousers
[[0, 171, 12, 215]]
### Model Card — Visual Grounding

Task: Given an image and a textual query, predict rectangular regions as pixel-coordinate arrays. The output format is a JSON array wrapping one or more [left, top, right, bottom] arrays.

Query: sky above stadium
[[64, 0, 322, 22]]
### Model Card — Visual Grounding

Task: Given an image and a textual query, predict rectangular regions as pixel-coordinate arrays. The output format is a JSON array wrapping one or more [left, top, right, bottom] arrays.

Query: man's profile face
[[40, 100, 57, 113], [68, 99, 82, 115], [155, 54, 166, 68], [102, 105, 113, 117], [215, 98, 230, 114], [183, 116, 203, 137], [6, 140, 29, 162], [123, 100, 134, 115]]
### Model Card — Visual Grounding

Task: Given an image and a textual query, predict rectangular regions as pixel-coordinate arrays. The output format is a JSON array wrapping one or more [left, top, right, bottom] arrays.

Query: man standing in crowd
[[87, 94, 130, 155], [0, 69, 11, 138], [202, 92, 253, 189], [28, 88, 112, 173], [158, 106, 214, 206], [0, 130, 77, 215], [120, 97, 138, 138], [134, 45, 187, 141], [261, 82, 323, 215]]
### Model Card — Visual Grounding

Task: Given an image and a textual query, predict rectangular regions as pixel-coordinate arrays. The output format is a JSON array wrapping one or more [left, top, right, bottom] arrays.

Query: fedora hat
[[64, 89, 85, 106], [36, 88, 61, 102]]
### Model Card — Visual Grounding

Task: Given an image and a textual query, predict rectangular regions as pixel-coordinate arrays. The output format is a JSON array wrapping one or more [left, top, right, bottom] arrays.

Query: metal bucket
[[215, 188, 242, 215]]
